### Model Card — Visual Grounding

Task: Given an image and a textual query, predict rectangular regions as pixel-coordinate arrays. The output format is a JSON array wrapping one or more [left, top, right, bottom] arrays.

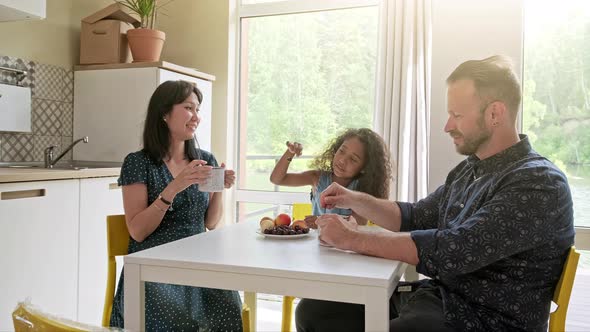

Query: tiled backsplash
[[0, 55, 73, 162]]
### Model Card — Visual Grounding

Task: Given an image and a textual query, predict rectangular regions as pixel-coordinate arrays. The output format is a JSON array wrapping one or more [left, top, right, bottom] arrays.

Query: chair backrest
[[549, 246, 580, 332], [292, 203, 312, 221], [13, 302, 88, 332], [102, 214, 129, 327], [291, 202, 375, 226]]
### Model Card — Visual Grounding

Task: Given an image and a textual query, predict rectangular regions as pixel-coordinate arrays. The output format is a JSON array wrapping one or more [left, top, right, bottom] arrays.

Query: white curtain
[[374, 0, 432, 203]]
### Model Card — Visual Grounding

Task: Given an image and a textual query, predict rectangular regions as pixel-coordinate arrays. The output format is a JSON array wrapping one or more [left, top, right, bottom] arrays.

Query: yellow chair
[[13, 302, 90, 332], [549, 246, 580, 332], [102, 214, 251, 332], [292, 202, 312, 221], [102, 215, 130, 327], [281, 295, 296, 332], [280, 203, 313, 332]]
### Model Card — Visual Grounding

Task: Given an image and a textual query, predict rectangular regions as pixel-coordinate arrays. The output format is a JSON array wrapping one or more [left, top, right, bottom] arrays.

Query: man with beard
[[295, 56, 575, 332]]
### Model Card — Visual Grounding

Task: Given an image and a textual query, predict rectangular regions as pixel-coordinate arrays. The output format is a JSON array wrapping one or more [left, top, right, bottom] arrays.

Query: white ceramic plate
[[256, 229, 311, 239]]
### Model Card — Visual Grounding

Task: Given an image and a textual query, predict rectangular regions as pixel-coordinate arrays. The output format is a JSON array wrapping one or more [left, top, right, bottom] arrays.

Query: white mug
[[200, 167, 225, 192]]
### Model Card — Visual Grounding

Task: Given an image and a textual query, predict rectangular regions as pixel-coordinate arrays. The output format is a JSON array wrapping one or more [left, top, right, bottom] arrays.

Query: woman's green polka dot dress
[[110, 150, 243, 331]]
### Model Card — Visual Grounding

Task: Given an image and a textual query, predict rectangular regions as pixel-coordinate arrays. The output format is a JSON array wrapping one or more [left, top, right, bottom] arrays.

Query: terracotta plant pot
[[126, 28, 165, 62]]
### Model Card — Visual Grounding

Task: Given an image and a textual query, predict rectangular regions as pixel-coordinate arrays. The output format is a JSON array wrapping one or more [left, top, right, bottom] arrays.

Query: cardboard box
[[80, 3, 139, 65]]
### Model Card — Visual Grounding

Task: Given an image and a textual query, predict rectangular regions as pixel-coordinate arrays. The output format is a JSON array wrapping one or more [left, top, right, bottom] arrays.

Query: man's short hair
[[447, 55, 522, 116]]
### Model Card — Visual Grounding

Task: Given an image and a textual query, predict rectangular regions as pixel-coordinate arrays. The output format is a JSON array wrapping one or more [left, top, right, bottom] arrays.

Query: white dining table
[[124, 220, 407, 331]]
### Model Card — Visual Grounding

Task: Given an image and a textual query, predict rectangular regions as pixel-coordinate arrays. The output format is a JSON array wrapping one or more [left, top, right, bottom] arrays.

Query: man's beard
[[451, 117, 491, 156]]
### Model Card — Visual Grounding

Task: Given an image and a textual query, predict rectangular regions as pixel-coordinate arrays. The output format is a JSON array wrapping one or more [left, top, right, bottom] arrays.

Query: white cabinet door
[[74, 66, 213, 162], [77, 177, 124, 325], [74, 68, 155, 162], [0, 180, 79, 330], [0, 84, 31, 132]]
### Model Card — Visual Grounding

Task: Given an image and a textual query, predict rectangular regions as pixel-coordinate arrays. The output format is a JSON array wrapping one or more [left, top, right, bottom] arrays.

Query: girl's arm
[[270, 142, 318, 186]]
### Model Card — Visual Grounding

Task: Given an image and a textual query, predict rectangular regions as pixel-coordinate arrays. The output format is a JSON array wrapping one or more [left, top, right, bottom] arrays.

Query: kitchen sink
[[0, 160, 122, 170]]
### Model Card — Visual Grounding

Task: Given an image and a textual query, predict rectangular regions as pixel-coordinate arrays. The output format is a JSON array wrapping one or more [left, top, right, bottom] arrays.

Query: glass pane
[[237, 202, 292, 223], [523, 0, 590, 228], [581, 250, 590, 269], [238, 7, 378, 192], [242, 0, 288, 3], [242, 156, 312, 193]]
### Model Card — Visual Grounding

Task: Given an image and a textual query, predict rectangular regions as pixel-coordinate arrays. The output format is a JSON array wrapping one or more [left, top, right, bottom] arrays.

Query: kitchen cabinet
[[0, 0, 45, 21], [77, 177, 124, 325], [0, 180, 79, 330], [0, 84, 31, 132], [73, 62, 215, 163], [78, 177, 123, 325]]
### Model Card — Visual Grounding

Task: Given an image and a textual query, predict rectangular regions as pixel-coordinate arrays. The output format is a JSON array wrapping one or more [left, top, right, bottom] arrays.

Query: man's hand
[[316, 214, 358, 250], [320, 182, 360, 210]]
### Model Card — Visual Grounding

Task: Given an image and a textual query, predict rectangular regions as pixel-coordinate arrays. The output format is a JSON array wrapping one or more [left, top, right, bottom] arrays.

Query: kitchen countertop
[[0, 167, 121, 184]]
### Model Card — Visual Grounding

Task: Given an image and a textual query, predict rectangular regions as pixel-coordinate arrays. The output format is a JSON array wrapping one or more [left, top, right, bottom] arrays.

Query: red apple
[[274, 213, 291, 226]]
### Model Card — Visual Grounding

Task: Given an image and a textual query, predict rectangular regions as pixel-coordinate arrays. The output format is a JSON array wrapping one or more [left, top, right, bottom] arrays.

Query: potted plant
[[115, 0, 172, 62]]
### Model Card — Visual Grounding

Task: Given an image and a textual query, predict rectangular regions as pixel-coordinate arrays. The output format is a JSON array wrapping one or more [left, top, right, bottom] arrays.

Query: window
[[241, 0, 285, 4], [523, 0, 590, 249], [234, 0, 380, 222]]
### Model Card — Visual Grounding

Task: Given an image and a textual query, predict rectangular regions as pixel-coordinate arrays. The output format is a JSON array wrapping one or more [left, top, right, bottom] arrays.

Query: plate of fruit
[[257, 214, 311, 239]]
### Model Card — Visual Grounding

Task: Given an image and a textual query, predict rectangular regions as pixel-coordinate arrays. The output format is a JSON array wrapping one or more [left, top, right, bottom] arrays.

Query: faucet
[[44, 136, 89, 168]]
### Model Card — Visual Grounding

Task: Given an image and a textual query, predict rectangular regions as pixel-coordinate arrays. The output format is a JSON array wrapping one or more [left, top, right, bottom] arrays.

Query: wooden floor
[[566, 268, 590, 331]]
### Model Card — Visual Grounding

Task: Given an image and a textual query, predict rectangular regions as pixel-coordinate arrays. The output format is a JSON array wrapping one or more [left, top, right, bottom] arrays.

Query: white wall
[[428, 0, 523, 193], [158, 0, 231, 165], [0, 0, 112, 68]]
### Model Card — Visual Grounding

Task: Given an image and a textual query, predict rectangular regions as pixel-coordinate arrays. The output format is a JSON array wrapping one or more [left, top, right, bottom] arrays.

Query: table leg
[[403, 265, 419, 281], [244, 291, 257, 332], [364, 288, 390, 331], [124, 263, 144, 331]]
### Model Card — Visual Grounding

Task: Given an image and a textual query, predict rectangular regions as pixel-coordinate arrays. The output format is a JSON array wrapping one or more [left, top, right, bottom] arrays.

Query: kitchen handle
[[1, 189, 46, 200], [109, 183, 120, 190], [92, 30, 108, 35]]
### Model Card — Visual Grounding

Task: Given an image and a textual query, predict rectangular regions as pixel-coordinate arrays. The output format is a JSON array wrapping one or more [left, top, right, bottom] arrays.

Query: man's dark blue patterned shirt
[[398, 135, 575, 331]]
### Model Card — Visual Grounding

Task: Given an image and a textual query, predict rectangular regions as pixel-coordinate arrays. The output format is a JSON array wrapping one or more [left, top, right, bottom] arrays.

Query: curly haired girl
[[270, 128, 393, 225]]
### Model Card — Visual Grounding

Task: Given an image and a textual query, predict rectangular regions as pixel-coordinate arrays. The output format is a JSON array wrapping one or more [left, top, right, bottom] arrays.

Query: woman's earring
[[163, 117, 167, 122]]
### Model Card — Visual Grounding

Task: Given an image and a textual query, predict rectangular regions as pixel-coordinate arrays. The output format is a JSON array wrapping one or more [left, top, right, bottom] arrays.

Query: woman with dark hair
[[109, 80, 243, 331]]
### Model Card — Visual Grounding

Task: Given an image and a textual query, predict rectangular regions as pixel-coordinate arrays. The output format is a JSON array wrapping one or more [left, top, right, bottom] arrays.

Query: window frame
[[230, 0, 383, 220], [239, 0, 379, 18]]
